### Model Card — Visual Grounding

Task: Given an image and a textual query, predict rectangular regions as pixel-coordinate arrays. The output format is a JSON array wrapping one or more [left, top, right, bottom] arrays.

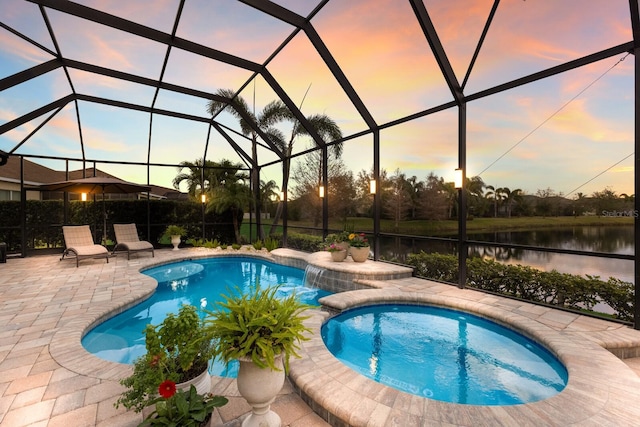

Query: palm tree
[[406, 175, 424, 219], [207, 89, 289, 239], [485, 185, 497, 217], [269, 113, 343, 234], [258, 179, 280, 226], [503, 188, 522, 218], [620, 193, 635, 203], [172, 158, 220, 199], [485, 185, 507, 217], [441, 180, 457, 219], [207, 89, 343, 236], [465, 176, 485, 217], [206, 161, 250, 244]]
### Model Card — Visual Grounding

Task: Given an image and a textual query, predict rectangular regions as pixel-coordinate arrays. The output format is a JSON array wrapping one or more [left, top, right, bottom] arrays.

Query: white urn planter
[[171, 235, 181, 251], [177, 367, 211, 395], [236, 355, 285, 427]]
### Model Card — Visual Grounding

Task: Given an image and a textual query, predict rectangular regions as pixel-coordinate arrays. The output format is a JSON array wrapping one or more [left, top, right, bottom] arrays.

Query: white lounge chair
[[113, 223, 155, 260], [61, 225, 109, 267]]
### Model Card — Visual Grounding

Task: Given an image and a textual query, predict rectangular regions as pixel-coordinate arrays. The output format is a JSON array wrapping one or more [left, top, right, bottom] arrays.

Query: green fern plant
[[264, 236, 279, 251], [204, 284, 311, 371]]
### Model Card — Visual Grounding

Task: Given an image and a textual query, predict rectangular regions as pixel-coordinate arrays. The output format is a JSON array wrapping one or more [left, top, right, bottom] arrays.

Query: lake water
[[378, 225, 634, 283]]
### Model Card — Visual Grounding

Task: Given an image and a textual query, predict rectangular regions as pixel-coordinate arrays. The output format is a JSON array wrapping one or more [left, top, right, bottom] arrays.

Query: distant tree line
[[172, 151, 635, 234], [286, 158, 635, 223]]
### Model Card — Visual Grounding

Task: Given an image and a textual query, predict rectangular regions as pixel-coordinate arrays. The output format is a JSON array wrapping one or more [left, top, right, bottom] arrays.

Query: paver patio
[[1, 247, 640, 426]]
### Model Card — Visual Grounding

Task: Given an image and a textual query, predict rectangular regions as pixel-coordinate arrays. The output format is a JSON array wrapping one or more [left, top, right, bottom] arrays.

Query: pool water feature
[[82, 256, 330, 377], [302, 265, 326, 288], [321, 304, 568, 405]]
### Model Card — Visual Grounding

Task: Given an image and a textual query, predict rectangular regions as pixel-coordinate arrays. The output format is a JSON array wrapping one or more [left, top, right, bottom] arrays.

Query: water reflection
[[469, 226, 633, 255], [378, 225, 634, 283]]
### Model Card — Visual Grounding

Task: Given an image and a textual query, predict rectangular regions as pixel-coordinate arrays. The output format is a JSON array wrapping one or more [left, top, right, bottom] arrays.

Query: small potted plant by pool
[[204, 284, 311, 427], [116, 304, 217, 413], [163, 225, 186, 250], [348, 233, 370, 262], [326, 242, 347, 262]]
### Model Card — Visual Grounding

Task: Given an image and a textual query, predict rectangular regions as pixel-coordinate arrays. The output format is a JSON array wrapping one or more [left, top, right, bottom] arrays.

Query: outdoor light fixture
[[279, 191, 285, 201], [81, 193, 87, 201], [201, 194, 206, 203], [454, 169, 463, 189], [369, 179, 377, 195], [319, 185, 325, 198]]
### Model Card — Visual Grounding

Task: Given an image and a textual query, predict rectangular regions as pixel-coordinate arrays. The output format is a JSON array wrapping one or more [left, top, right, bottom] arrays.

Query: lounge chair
[[113, 223, 155, 260], [61, 225, 110, 267]]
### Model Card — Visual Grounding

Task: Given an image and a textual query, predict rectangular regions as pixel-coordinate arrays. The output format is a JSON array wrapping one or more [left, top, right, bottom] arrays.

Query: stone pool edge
[[288, 287, 640, 426]]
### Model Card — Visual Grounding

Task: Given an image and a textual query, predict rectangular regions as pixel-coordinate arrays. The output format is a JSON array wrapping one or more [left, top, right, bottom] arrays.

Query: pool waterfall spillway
[[271, 249, 415, 294], [303, 265, 326, 289]]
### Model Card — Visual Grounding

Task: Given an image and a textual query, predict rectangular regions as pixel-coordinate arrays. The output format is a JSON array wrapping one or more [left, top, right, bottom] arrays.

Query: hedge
[[406, 251, 634, 322], [0, 199, 240, 253]]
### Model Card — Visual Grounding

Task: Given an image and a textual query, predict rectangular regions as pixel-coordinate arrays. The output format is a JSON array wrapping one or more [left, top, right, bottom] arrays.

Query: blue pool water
[[322, 304, 568, 405], [82, 257, 329, 377]]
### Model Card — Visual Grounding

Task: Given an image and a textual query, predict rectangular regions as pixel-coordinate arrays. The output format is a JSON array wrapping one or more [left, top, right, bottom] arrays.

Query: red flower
[[158, 380, 176, 399]]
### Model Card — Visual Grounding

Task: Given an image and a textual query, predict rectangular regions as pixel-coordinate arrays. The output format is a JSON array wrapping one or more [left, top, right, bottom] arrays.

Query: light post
[[370, 178, 379, 260], [201, 193, 206, 240], [454, 168, 466, 289]]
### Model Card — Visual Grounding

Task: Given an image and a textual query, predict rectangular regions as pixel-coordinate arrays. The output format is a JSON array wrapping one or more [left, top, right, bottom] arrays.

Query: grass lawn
[[241, 215, 633, 239]]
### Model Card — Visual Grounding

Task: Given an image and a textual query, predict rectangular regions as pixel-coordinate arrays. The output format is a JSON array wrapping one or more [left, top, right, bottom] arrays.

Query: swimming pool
[[82, 256, 329, 376], [321, 304, 568, 405]]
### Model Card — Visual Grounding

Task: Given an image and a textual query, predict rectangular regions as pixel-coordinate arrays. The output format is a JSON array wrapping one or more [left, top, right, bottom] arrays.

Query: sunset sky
[[0, 0, 635, 198]]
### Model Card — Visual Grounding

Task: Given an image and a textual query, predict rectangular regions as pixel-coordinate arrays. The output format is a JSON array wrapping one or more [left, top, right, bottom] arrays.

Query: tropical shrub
[[406, 251, 634, 322], [205, 284, 311, 371], [264, 236, 280, 251], [283, 232, 323, 252]]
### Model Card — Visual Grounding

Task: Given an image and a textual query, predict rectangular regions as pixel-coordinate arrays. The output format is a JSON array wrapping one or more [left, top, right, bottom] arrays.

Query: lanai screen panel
[[0, 0, 635, 219]]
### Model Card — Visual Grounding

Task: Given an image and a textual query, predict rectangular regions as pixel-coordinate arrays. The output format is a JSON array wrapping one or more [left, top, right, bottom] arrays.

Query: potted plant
[[348, 232, 370, 262], [116, 304, 216, 413], [140, 384, 227, 427], [325, 232, 350, 259], [204, 284, 311, 427], [326, 242, 347, 262], [163, 225, 186, 250]]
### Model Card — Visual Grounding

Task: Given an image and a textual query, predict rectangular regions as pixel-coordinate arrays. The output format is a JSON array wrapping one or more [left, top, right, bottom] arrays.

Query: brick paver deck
[[2, 247, 640, 426]]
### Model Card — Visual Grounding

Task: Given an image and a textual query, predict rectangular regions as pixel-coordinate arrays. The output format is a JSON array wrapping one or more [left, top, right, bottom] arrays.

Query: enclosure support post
[[634, 47, 640, 328], [457, 104, 467, 289], [373, 129, 381, 260], [20, 156, 26, 258], [322, 147, 328, 239], [630, 0, 640, 329]]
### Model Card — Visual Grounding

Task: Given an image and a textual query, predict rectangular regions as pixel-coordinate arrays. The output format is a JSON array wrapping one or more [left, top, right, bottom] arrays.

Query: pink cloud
[[0, 31, 54, 66]]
